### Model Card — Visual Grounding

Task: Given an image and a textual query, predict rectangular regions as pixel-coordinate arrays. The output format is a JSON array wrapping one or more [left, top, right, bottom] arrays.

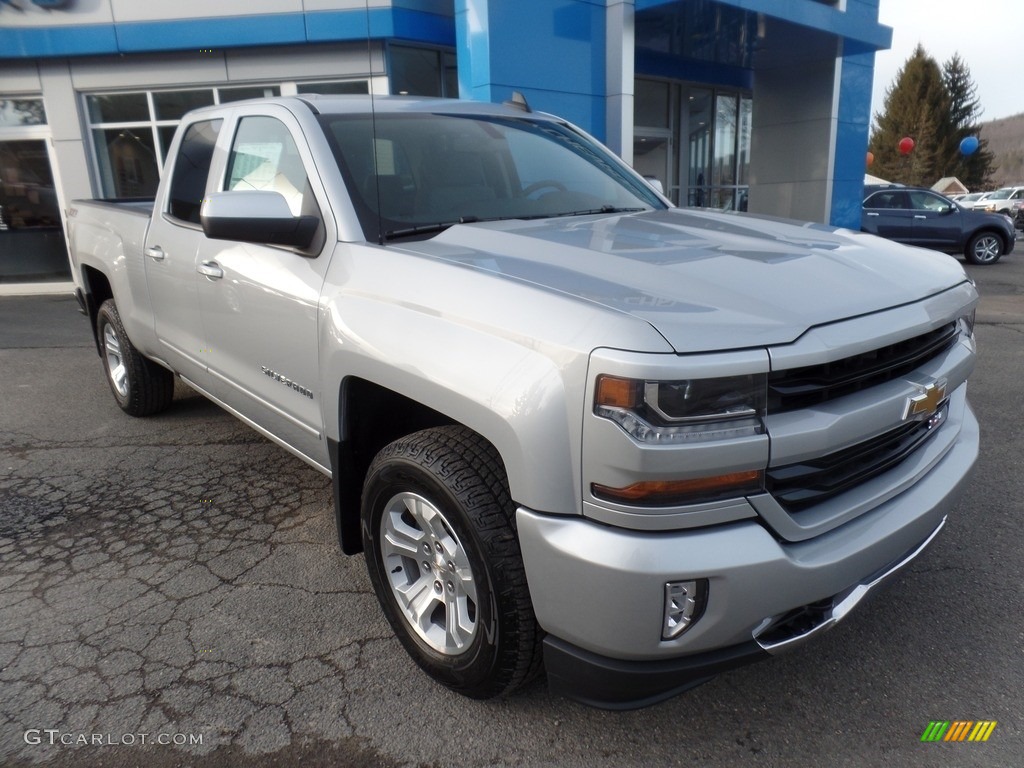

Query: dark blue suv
[[862, 186, 1016, 265]]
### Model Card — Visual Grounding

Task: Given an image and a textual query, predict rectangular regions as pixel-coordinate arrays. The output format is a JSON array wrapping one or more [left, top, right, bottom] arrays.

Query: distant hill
[[981, 112, 1024, 188]]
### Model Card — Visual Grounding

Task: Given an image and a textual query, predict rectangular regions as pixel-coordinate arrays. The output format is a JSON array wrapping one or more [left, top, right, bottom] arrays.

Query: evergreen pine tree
[[869, 45, 948, 185], [941, 54, 995, 189]]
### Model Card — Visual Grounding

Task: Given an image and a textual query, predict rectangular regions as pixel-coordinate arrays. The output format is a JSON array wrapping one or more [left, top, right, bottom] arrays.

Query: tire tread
[[97, 299, 174, 417], [365, 425, 544, 698]]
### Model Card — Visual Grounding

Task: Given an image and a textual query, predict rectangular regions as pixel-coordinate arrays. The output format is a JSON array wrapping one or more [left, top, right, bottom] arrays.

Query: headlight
[[960, 308, 977, 338], [594, 373, 766, 444]]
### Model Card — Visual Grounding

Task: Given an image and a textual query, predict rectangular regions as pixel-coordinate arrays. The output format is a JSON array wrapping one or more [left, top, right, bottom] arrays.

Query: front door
[[908, 189, 962, 251], [196, 110, 334, 470]]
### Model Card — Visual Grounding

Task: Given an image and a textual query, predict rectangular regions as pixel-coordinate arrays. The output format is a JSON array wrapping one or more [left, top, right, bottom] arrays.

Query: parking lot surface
[[2, 247, 1023, 767]]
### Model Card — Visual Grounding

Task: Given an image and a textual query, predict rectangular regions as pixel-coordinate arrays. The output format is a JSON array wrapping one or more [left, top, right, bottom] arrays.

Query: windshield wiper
[[381, 207, 645, 241], [548, 205, 646, 218], [382, 217, 479, 241]]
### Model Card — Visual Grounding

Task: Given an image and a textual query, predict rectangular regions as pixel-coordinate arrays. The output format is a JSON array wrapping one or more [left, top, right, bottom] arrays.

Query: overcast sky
[[870, 0, 1024, 124]]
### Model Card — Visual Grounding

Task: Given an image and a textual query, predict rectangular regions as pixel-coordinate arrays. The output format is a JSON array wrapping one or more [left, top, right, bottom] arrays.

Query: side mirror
[[940, 204, 956, 215], [200, 191, 319, 249]]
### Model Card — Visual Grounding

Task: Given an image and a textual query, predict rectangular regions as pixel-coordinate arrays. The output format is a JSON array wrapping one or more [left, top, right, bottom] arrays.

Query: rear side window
[[167, 119, 222, 224], [865, 191, 907, 210]]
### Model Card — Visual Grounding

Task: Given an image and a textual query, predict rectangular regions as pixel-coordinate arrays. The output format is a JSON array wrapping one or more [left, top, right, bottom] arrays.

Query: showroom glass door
[[0, 98, 71, 284]]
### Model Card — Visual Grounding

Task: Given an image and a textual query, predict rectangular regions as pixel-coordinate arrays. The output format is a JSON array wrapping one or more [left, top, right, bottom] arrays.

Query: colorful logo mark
[[921, 721, 997, 742]]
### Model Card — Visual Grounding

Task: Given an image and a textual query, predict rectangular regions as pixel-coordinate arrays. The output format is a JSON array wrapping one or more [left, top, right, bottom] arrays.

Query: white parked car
[[981, 186, 1024, 217], [956, 191, 994, 210]]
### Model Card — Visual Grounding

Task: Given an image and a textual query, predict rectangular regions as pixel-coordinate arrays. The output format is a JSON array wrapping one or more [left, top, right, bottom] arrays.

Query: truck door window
[[225, 116, 311, 217], [167, 119, 222, 224]]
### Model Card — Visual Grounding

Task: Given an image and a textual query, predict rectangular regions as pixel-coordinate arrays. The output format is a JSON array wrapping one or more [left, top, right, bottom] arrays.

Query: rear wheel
[[96, 299, 174, 416], [361, 425, 542, 699], [964, 231, 1004, 265]]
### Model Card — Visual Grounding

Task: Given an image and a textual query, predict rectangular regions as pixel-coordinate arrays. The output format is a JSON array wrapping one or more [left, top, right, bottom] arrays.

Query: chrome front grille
[[765, 403, 948, 512], [767, 322, 958, 413]]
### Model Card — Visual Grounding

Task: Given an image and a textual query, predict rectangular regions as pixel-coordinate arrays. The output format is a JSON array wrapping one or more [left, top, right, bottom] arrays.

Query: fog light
[[663, 579, 708, 640]]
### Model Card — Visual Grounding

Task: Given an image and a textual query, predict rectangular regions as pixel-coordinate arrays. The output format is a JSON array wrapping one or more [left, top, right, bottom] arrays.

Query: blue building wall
[[0, 0, 892, 228], [0, 4, 455, 57], [455, 0, 608, 141]]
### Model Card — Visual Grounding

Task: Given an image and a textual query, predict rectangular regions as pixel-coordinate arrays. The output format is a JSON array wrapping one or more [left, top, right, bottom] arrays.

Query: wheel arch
[[80, 264, 113, 356], [327, 362, 581, 555], [330, 377, 458, 555]]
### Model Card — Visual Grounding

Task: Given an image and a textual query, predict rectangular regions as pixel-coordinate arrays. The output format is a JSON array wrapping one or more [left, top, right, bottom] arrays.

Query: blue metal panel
[[635, 49, 753, 91], [830, 42, 876, 228], [0, 24, 118, 57], [455, 0, 607, 139], [637, 0, 891, 50], [114, 14, 307, 52], [306, 8, 454, 46], [0, 7, 454, 57]]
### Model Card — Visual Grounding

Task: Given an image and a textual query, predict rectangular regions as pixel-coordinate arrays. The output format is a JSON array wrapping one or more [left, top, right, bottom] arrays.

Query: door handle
[[145, 246, 166, 261], [913, 215, 927, 219], [866, 212, 879, 217], [197, 260, 224, 279]]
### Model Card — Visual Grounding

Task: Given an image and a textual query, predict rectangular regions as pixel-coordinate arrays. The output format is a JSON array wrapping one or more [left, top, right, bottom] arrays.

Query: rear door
[[195, 107, 336, 470], [143, 118, 222, 385], [863, 190, 915, 243]]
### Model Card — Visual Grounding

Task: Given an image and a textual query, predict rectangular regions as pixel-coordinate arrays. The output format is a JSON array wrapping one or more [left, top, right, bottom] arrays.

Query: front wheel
[[361, 426, 542, 699], [96, 299, 174, 416], [964, 231, 1004, 265]]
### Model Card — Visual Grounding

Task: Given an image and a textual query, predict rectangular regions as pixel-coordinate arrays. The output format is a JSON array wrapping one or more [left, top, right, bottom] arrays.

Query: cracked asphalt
[[2, 245, 1023, 767]]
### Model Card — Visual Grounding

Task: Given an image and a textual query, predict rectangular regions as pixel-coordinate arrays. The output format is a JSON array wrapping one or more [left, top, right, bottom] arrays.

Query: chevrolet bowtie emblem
[[903, 380, 948, 421]]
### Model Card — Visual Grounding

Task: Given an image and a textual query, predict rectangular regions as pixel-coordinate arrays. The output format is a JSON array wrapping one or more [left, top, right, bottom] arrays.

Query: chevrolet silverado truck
[[68, 96, 979, 709]]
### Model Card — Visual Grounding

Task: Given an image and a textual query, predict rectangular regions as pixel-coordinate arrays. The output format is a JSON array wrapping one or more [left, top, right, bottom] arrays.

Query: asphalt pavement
[[1, 245, 1022, 767]]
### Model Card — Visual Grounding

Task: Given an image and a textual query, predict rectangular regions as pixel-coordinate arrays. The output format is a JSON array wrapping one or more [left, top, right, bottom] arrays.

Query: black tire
[[96, 299, 174, 416], [964, 231, 1004, 265], [361, 425, 542, 699]]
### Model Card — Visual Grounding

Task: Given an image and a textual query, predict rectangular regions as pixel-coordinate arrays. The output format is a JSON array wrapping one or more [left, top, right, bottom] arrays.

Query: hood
[[394, 208, 971, 353]]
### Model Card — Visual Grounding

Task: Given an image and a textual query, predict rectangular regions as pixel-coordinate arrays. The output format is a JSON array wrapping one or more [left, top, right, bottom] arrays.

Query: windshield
[[318, 112, 666, 242]]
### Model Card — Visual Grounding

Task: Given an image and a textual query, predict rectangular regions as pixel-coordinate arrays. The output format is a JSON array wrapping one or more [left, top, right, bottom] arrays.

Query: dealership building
[[0, 0, 891, 289]]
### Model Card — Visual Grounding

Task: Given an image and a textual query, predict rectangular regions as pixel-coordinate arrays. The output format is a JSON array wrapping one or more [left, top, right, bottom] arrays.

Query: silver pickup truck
[[68, 96, 979, 709]]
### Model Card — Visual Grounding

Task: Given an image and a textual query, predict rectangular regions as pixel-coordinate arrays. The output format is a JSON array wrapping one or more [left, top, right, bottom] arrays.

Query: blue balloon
[[960, 136, 979, 156]]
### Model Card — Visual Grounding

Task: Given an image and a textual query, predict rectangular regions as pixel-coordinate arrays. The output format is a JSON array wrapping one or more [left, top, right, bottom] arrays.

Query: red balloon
[[866, 151, 875, 167], [898, 137, 915, 155]]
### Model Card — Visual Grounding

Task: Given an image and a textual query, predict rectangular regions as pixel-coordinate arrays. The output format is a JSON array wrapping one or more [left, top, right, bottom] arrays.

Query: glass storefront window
[[712, 94, 737, 187], [738, 96, 752, 188], [92, 128, 161, 199], [296, 81, 369, 95], [86, 93, 149, 124], [389, 45, 457, 98], [443, 52, 458, 100], [80, 70, 420, 200], [0, 98, 47, 127], [152, 90, 214, 121], [87, 90, 193, 196], [219, 85, 282, 103], [0, 140, 70, 282], [712, 93, 737, 208], [686, 88, 711, 207], [635, 79, 670, 129]]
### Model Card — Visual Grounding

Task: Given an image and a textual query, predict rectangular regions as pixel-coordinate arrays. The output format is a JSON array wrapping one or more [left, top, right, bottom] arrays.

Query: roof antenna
[[504, 91, 532, 113]]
